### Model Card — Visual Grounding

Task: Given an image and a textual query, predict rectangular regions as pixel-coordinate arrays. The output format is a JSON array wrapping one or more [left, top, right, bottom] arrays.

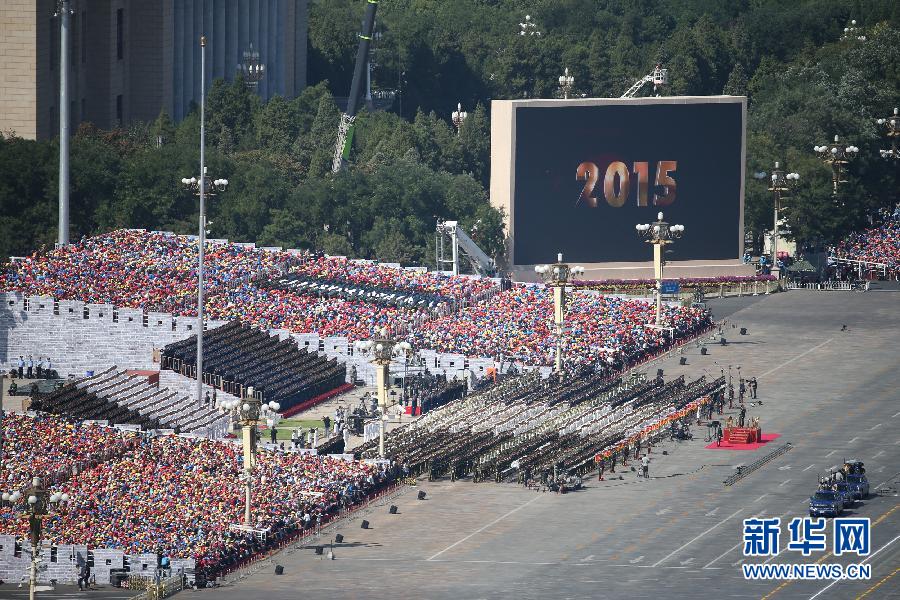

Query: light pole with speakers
[[355, 330, 413, 458], [535, 254, 584, 376], [636, 213, 684, 327]]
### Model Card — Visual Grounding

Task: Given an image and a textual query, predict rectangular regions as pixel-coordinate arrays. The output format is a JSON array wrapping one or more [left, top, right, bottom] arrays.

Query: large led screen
[[511, 99, 744, 265]]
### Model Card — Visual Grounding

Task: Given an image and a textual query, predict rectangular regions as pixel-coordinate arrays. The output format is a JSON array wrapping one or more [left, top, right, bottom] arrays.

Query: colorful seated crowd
[[410, 287, 711, 367], [0, 412, 386, 580], [1, 230, 712, 367], [0, 412, 135, 490], [833, 212, 900, 271]]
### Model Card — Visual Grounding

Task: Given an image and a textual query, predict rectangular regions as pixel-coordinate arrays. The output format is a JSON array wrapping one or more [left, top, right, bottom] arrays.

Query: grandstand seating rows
[[161, 321, 347, 412], [38, 367, 227, 435]]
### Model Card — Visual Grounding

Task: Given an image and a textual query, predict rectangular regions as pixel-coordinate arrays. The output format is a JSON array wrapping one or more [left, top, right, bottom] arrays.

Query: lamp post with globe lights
[[636, 213, 684, 327], [519, 14, 541, 37], [841, 19, 866, 42], [558, 68, 575, 99], [220, 388, 279, 526], [452, 103, 468, 135], [753, 163, 800, 277], [180, 35, 229, 409], [535, 254, 585, 376], [814, 135, 858, 194], [354, 330, 413, 458], [3, 478, 71, 600], [877, 107, 900, 160], [238, 43, 266, 89]]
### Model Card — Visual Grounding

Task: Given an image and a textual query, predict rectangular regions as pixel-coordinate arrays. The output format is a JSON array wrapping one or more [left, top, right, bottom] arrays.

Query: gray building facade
[[0, 0, 308, 139]]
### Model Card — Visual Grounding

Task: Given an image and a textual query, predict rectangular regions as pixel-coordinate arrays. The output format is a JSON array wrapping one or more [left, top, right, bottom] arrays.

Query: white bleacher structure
[[0, 292, 226, 378], [0, 535, 195, 586], [74, 367, 229, 436]]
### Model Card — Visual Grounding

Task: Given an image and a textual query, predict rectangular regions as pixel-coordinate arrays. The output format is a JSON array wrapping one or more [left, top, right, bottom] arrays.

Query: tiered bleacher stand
[[160, 321, 349, 415], [38, 367, 228, 435]]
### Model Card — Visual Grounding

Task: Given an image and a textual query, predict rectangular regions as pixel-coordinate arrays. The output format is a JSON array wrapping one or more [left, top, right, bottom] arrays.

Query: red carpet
[[281, 383, 355, 418], [704, 432, 781, 450]]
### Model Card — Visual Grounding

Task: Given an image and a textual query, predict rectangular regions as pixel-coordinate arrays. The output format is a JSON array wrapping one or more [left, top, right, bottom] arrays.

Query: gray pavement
[[171, 290, 900, 599]]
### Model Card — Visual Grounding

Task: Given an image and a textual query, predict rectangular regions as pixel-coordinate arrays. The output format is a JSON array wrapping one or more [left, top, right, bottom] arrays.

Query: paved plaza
[[193, 289, 900, 600]]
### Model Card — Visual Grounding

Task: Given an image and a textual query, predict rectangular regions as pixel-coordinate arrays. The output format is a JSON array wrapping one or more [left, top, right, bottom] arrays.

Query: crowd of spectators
[[0, 412, 136, 490], [409, 286, 711, 367], [0, 230, 291, 316], [207, 284, 423, 340], [833, 210, 900, 271], [2, 230, 712, 368], [289, 255, 496, 304], [0, 412, 389, 581]]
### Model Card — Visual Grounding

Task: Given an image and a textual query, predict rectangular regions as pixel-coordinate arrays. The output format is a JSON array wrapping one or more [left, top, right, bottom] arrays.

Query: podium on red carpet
[[723, 427, 761, 444]]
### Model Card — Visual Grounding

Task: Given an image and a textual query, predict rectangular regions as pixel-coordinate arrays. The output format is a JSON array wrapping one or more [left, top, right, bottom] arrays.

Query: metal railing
[[785, 280, 866, 291], [724, 442, 793, 487], [130, 574, 185, 600]]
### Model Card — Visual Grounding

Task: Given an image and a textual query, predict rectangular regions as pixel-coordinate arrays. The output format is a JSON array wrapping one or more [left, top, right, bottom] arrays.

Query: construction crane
[[332, 0, 379, 173], [435, 220, 496, 277], [620, 64, 668, 98]]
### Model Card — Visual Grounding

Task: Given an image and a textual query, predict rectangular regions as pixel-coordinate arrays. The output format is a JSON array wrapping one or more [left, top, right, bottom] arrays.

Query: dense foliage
[[1, 0, 898, 263]]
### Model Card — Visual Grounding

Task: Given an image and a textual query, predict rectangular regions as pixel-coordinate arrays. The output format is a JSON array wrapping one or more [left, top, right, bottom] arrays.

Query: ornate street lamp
[[238, 43, 266, 89], [814, 135, 858, 194], [877, 107, 899, 160], [452, 103, 468, 135], [558, 68, 575, 100], [221, 388, 279, 526], [841, 19, 866, 42], [354, 329, 413, 458], [753, 163, 800, 277], [3, 477, 71, 600], [535, 254, 584, 376], [519, 14, 541, 37], [636, 213, 684, 327]]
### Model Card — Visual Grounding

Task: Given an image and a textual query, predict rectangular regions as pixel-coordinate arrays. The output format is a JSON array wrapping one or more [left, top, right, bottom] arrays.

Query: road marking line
[[755, 494, 768, 502], [758, 338, 832, 379], [703, 541, 742, 569], [778, 465, 791, 471], [803, 464, 815, 472], [426, 495, 542, 561], [893, 411, 900, 418], [825, 450, 837, 457], [856, 566, 900, 600], [872, 450, 885, 459], [848, 437, 859, 444], [779, 479, 791, 486], [870, 423, 883, 430], [705, 507, 720, 517], [872, 504, 899, 526], [808, 534, 900, 600], [628, 555, 644, 564], [651, 509, 742, 567]]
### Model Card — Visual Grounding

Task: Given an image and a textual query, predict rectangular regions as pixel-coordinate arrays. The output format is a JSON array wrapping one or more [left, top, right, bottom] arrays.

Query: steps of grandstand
[[158, 368, 242, 409], [38, 367, 228, 435], [160, 321, 348, 414]]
